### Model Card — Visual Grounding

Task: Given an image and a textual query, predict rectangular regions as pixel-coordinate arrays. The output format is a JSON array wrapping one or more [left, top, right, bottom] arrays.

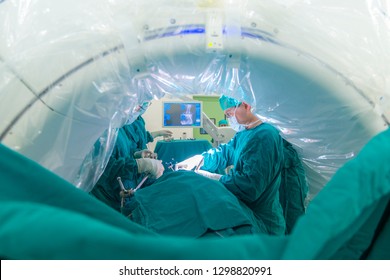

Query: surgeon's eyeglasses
[[224, 105, 239, 117]]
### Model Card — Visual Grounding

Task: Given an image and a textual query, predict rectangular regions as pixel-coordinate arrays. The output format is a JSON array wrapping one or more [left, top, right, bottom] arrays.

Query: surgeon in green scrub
[[176, 95, 286, 235], [90, 101, 172, 215]]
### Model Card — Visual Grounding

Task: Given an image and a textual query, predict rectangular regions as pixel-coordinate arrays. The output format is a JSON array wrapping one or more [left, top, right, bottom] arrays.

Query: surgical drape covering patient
[[129, 171, 266, 237]]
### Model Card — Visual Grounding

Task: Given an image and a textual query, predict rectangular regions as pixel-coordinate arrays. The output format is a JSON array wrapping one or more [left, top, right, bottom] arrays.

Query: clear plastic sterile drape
[[0, 0, 389, 198]]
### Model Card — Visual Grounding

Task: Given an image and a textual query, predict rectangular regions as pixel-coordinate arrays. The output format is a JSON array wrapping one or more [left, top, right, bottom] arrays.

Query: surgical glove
[[175, 154, 204, 171], [134, 149, 157, 159], [151, 130, 173, 138], [195, 170, 222, 181], [136, 158, 164, 179]]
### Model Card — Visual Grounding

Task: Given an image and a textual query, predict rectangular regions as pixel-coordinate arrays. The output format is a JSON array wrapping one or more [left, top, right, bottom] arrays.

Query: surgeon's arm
[[99, 154, 139, 186], [146, 130, 154, 143], [175, 154, 204, 171], [150, 130, 173, 139], [195, 169, 222, 181], [201, 137, 236, 173], [176, 136, 235, 172]]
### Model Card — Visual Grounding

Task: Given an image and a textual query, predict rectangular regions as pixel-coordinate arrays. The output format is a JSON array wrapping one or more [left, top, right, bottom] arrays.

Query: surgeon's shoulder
[[256, 122, 279, 135], [252, 123, 281, 142]]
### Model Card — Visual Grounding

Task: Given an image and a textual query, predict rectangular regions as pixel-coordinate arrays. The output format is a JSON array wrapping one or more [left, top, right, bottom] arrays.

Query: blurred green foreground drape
[[0, 128, 389, 259]]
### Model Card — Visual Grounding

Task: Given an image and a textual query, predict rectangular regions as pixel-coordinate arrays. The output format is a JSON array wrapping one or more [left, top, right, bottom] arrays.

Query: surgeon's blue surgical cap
[[219, 95, 242, 111], [218, 119, 228, 126]]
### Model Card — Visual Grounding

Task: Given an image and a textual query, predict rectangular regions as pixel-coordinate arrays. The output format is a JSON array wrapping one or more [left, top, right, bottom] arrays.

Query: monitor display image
[[163, 101, 203, 128]]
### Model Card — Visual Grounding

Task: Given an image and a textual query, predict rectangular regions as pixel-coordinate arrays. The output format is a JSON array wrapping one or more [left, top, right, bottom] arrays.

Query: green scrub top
[[202, 123, 286, 235], [279, 138, 308, 234], [90, 116, 154, 212]]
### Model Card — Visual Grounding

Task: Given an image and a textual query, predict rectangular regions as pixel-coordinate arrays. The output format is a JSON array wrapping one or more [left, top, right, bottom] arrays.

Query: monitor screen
[[162, 101, 203, 128]]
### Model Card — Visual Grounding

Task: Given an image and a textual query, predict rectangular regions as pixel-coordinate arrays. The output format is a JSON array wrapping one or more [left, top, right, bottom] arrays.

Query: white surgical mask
[[227, 114, 245, 132], [226, 106, 261, 132]]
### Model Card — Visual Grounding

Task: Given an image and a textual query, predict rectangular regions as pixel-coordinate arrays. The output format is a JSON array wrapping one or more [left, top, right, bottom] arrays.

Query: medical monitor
[[162, 101, 203, 128]]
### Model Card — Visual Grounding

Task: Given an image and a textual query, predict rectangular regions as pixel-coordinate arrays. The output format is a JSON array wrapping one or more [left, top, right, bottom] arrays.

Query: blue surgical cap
[[218, 119, 228, 126], [219, 95, 241, 111]]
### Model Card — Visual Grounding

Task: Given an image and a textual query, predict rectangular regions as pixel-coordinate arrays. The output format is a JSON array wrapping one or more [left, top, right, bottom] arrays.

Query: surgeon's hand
[[175, 154, 204, 171], [151, 130, 173, 139], [195, 170, 222, 181], [134, 149, 157, 159], [136, 158, 164, 179]]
